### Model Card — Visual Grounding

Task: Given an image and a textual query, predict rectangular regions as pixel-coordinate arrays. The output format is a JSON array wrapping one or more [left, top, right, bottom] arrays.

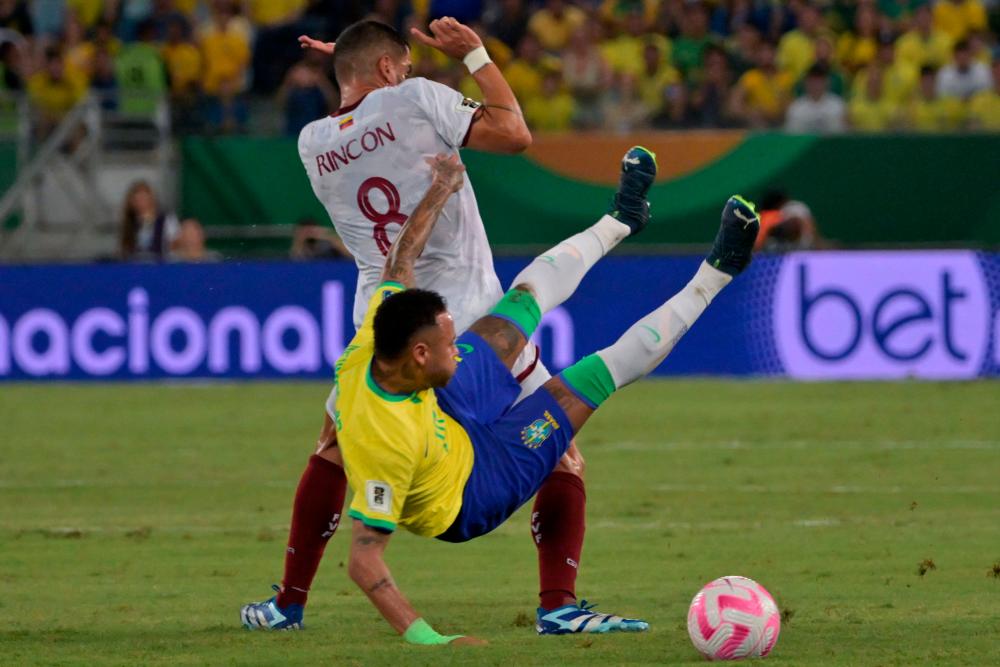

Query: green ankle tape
[[403, 618, 461, 645], [560, 354, 616, 408], [490, 289, 541, 338]]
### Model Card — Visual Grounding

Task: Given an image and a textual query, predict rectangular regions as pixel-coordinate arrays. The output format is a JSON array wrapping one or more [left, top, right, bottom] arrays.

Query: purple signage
[[772, 251, 991, 379]]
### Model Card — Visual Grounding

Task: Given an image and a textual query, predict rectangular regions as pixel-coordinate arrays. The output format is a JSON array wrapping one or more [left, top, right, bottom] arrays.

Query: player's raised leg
[[522, 146, 657, 631], [469, 146, 657, 369], [550, 195, 760, 435]]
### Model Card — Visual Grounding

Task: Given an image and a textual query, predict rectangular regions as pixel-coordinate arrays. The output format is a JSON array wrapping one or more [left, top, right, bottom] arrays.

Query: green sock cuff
[[490, 289, 542, 338], [560, 353, 616, 409]]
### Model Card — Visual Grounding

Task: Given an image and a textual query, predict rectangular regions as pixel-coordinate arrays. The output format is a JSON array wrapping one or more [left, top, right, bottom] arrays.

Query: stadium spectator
[[936, 38, 991, 99], [247, 0, 306, 28], [66, 0, 107, 30], [277, 50, 337, 136], [485, 0, 530, 49], [528, 0, 586, 52], [902, 65, 965, 131], [524, 64, 576, 131], [966, 56, 1000, 130], [687, 43, 734, 127], [836, 3, 880, 74], [672, 2, 713, 79], [932, 0, 987, 42], [562, 21, 611, 129], [896, 3, 954, 69], [161, 15, 201, 130], [709, 0, 760, 39], [504, 33, 545, 101], [727, 22, 762, 76], [66, 20, 121, 88], [755, 189, 821, 252], [0, 37, 24, 92], [728, 40, 793, 128], [804, 34, 846, 96], [197, 0, 251, 133], [144, 0, 192, 41], [784, 64, 846, 133], [600, 72, 651, 132], [115, 20, 167, 117], [27, 47, 87, 138], [777, 2, 823, 81], [849, 63, 896, 130], [852, 37, 918, 105], [638, 40, 683, 127], [120, 180, 206, 262], [0, 0, 33, 37], [248, 0, 311, 94], [90, 47, 117, 110], [290, 217, 350, 260], [601, 8, 669, 78]]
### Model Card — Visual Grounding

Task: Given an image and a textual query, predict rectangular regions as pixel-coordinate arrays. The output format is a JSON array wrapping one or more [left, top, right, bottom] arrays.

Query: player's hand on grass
[[298, 35, 334, 55], [450, 636, 488, 646], [426, 153, 465, 194], [410, 17, 483, 60]]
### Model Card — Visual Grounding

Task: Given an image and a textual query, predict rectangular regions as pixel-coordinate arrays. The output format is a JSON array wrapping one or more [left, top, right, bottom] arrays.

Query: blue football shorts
[[435, 331, 575, 543]]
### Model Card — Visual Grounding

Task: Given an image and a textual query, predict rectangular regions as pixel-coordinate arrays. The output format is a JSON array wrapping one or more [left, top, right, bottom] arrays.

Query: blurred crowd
[[1, 0, 998, 136]]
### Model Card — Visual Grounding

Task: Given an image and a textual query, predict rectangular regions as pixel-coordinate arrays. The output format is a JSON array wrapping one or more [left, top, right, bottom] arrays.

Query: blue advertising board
[[1, 252, 998, 382]]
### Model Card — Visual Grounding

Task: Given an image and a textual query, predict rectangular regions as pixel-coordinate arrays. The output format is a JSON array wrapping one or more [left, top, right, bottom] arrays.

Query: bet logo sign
[[773, 252, 990, 379]]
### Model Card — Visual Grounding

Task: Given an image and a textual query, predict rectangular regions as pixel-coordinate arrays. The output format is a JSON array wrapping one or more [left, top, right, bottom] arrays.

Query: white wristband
[[462, 46, 492, 74]]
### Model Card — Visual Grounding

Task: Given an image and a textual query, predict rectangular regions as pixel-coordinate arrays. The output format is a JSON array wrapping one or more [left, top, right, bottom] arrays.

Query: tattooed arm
[[380, 154, 465, 288], [347, 519, 418, 633]]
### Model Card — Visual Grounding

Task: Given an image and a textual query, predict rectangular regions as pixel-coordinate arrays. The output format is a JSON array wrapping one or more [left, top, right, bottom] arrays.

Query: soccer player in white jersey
[[241, 18, 599, 631]]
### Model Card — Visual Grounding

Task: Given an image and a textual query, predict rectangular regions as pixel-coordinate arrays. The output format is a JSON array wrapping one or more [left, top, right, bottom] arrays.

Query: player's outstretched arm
[[380, 154, 464, 287], [411, 17, 531, 153], [298, 35, 334, 55], [348, 520, 485, 645]]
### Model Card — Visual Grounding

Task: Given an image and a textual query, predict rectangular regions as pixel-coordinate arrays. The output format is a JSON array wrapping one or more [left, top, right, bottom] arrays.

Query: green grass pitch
[[2, 380, 999, 665]]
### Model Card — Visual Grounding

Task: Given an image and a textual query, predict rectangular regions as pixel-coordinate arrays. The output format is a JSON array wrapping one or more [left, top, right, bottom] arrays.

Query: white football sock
[[511, 215, 630, 313], [597, 261, 732, 388]]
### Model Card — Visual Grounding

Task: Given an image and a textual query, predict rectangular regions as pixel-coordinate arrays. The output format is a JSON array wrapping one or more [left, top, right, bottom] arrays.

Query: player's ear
[[411, 341, 431, 367], [376, 53, 394, 83]]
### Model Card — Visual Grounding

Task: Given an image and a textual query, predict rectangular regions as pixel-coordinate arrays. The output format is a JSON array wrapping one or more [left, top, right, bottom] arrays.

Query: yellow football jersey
[[335, 282, 475, 538]]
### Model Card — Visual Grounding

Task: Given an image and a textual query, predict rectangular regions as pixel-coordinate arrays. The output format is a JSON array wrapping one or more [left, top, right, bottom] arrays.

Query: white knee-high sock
[[511, 215, 630, 313], [596, 261, 732, 388]]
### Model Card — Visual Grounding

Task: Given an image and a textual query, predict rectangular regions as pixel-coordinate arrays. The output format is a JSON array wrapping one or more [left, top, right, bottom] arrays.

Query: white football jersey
[[298, 77, 503, 333]]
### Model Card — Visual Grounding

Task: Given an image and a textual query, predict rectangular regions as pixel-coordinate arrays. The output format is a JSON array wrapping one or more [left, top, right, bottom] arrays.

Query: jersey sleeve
[[397, 78, 481, 148], [346, 439, 417, 532]]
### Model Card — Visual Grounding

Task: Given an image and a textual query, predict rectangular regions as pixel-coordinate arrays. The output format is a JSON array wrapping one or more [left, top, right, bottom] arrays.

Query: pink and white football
[[687, 576, 781, 660]]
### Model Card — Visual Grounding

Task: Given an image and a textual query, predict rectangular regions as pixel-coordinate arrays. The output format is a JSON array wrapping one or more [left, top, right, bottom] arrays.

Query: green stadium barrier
[[181, 133, 1000, 251]]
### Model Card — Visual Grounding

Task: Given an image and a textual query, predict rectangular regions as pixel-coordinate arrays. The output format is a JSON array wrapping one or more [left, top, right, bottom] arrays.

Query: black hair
[[953, 38, 970, 53], [806, 63, 829, 78], [332, 20, 409, 83], [920, 64, 937, 77], [373, 289, 448, 360]]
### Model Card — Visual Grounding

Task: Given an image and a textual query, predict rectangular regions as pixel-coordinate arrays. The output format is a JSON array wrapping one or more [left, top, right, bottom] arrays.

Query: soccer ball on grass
[[686, 575, 780, 660]]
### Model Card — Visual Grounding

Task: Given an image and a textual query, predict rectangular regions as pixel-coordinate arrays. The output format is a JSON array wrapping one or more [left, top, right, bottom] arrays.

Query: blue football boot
[[240, 585, 304, 630], [536, 599, 649, 635]]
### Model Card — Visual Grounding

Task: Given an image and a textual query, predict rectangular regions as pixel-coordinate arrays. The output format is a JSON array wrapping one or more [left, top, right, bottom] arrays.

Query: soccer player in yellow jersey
[[247, 146, 760, 643]]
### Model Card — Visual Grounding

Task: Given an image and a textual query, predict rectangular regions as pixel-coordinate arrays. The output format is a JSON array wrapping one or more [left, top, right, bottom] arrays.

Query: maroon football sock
[[531, 471, 586, 611], [276, 454, 347, 608]]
